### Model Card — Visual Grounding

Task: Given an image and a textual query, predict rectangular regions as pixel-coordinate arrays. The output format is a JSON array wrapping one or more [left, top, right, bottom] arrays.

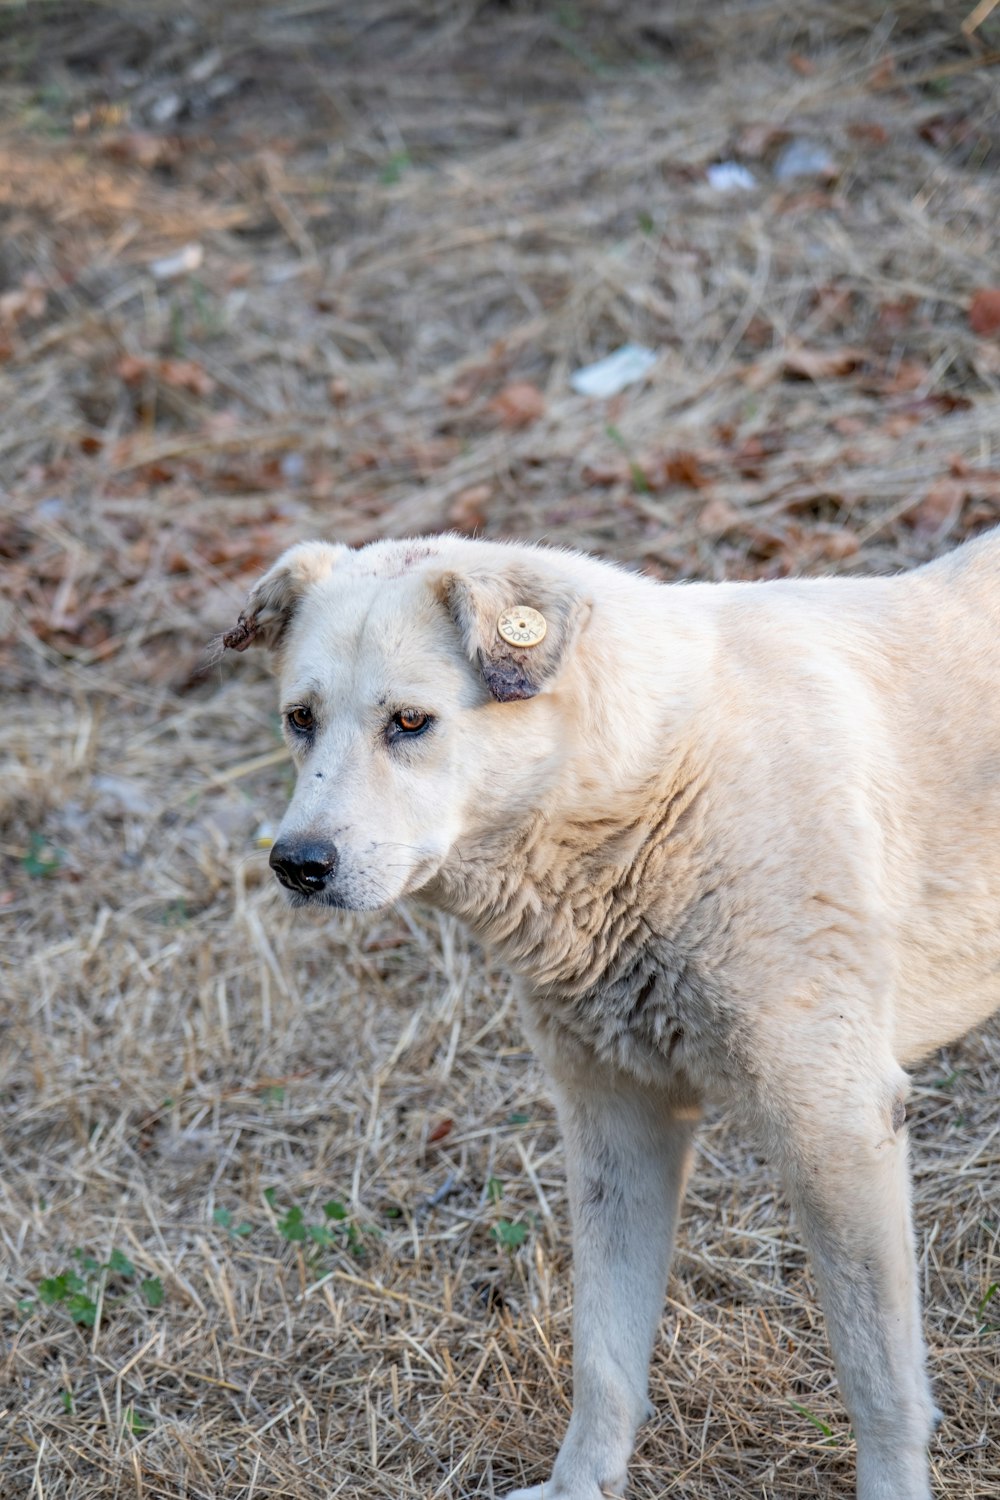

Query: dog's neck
[[424, 747, 711, 997]]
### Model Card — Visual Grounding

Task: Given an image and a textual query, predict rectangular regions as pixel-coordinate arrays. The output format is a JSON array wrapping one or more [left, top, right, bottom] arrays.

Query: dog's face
[[224, 539, 590, 910]]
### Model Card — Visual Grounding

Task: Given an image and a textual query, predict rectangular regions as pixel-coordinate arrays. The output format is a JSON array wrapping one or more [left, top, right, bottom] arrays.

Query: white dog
[[224, 529, 1000, 1500]]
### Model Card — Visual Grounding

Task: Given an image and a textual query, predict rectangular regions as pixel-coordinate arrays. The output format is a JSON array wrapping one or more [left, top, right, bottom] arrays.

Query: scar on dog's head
[[437, 562, 591, 703], [222, 540, 346, 654]]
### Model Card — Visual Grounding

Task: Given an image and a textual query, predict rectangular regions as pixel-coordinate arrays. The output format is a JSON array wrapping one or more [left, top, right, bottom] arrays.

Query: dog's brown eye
[[287, 706, 314, 732], [395, 709, 428, 733]]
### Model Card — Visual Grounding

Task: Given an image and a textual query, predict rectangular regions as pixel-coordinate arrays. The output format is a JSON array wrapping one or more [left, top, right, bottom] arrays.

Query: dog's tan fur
[[226, 530, 1000, 1500]]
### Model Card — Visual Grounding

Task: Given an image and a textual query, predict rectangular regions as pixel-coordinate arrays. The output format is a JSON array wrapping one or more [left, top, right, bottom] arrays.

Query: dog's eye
[[287, 706, 314, 733], [394, 708, 429, 734]]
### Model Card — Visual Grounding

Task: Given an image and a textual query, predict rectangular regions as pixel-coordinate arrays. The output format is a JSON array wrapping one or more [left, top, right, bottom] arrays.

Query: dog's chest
[[532, 932, 738, 1091]]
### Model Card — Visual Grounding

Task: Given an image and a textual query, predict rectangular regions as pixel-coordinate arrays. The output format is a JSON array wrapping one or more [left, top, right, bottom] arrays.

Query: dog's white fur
[[226, 530, 1000, 1500]]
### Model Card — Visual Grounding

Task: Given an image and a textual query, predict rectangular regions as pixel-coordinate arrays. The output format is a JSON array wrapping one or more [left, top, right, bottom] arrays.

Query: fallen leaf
[[698, 498, 743, 536], [812, 527, 860, 561], [831, 415, 867, 436], [880, 360, 928, 395], [101, 132, 180, 170], [427, 1118, 454, 1144], [847, 121, 889, 146], [581, 459, 628, 487], [447, 484, 491, 534], [782, 346, 863, 381], [902, 478, 965, 537], [491, 381, 546, 428], [0, 279, 47, 325], [117, 354, 215, 396], [159, 358, 215, 396], [650, 450, 709, 490], [734, 122, 790, 159], [868, 56, 897, 90], [969, 289, 1000, 338]]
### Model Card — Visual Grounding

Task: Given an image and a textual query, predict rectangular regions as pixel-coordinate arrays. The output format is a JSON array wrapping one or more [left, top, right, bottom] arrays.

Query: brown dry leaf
[[847, 121, 890, 146], [881, 360, 929, 395], [868, 55, 897, 90], [582, 459, 628, 487], [698, 497, 743, 536], [903, 478, 965, 537], [649, 450, 709, 490], [406, 438, 461, 477], [969, 289, 1000, 338], [427, 1118, 454, 1144], [158, 358, 216, 396], [812, 526, 860, 561], [734, 122, 790, 159], [117, 354, 153, 384], [101, 132, 181, 171], [491, 381, 546, 428], [783, 345, 863, 381], [447, 484, 492, 534], [117, 354, 214, 395], [0, 281, 47, 325]]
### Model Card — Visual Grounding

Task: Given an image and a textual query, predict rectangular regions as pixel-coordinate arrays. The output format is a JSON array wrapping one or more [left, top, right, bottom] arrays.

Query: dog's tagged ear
[[223, 541, 345, 653], [439, 564, 591, 702]]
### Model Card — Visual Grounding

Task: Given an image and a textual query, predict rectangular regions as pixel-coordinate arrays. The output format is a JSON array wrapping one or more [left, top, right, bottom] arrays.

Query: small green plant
[[977, 1281, 998, 1333], [486, 1177, 529, 1251], [20, 833, 65, 878], [605, 424, 650, 494], [124, 1405, 150, 1435], [492, 1219, 529, 1251], [213, 1206, 253, 1238], [261, 1190, 364, 1257], [31, 1248, 164, 1326], [790, 1401, 837, 1442], [380, 149, 411, 185]]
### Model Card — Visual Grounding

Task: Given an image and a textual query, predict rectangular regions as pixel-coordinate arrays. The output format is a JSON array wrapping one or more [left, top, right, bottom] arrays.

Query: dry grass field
[[1, 3, 999, 1497]]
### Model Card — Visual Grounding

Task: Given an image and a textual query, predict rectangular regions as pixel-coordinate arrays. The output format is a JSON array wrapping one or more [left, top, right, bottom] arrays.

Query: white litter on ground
[[706, 161, 757, 193], [570, 343, 658, 398]]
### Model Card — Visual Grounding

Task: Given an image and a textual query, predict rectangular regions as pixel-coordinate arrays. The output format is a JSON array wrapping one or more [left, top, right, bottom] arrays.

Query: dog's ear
[[437, 562, 591, 702], [223, 541, 345, 653]]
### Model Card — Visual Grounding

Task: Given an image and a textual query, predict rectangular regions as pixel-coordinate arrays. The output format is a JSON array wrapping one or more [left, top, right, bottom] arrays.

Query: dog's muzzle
[[269, 839, 339, 896]]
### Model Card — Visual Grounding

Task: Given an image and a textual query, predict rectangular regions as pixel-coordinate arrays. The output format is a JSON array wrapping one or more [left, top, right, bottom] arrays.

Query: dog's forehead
[[282, 560, 457, 695]]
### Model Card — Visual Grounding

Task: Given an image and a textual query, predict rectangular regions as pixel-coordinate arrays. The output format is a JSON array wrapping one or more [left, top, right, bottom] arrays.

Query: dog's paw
[[503, 1483, 617, 1500]]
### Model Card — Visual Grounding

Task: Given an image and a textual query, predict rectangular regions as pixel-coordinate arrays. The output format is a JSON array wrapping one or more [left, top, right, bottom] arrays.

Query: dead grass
[[1, 3, 999, 1497]]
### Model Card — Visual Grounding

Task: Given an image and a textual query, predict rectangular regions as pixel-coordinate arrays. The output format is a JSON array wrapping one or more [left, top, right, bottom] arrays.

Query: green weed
[[605, 423, 650, 494], [485, 1177, 529, 1251], [380, 150, 412, 186], [790, 1401, 836, 1442], [213, 1206, 253, 1238], [20, 833, 65, 878], [30, 1247, 164, 1327], [227, 1191, 365, 1257]]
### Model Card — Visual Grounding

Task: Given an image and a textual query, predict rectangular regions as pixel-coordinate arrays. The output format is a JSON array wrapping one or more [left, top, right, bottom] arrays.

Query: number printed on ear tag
[[497, 606, 547, 647]]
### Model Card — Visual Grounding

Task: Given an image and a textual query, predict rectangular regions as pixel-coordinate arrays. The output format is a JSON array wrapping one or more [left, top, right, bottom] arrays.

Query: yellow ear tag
[[497, 605, 547, 647]]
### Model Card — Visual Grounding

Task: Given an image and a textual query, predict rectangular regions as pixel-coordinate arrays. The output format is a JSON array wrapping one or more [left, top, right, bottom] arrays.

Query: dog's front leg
[[505, 1059, 699, 1500], [757, 1049, 937, 1500]]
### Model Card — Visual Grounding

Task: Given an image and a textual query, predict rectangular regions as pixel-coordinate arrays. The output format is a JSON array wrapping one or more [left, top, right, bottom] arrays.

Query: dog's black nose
[[269, 840, 338, 895]]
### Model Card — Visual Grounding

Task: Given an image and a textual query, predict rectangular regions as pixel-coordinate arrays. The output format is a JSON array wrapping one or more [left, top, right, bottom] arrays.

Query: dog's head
[[223, 537, 592, 910]]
